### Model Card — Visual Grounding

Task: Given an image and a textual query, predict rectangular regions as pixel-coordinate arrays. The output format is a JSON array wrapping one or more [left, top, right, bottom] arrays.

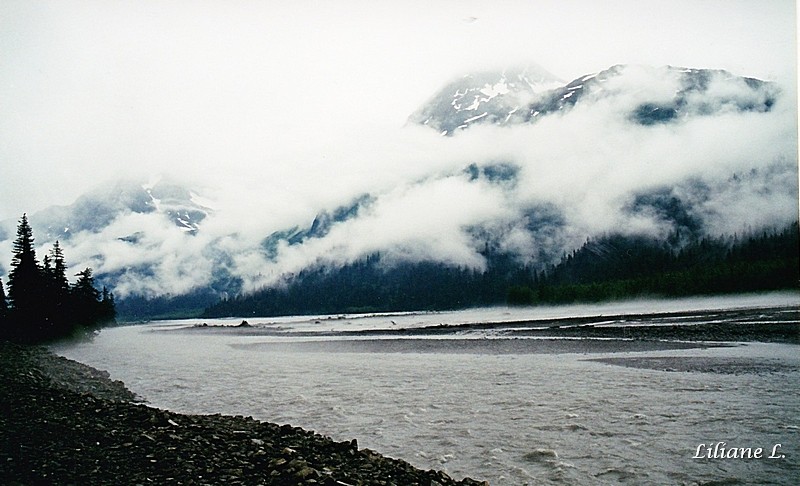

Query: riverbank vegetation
[[0, 214, 115, 343]]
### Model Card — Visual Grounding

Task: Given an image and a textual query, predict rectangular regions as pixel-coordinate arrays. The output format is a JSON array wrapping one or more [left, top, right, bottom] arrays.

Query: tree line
[[203, 221, 799, 318], [0, 214, 115, 343], [510, 222, 799, 304], [203, 256, 497, 318]]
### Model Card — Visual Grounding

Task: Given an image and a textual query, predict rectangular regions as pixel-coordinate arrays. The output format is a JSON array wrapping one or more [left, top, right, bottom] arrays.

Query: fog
[[0, 1, 796, 297], [13, 67, 794, 298]]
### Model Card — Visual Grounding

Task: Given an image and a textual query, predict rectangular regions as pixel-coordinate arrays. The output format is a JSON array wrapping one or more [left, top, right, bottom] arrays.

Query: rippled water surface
[[53, 294, 799, 485]]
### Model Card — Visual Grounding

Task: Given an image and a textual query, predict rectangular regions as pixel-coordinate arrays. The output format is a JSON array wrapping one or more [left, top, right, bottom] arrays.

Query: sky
[[0, 0, 796, 219], [0, 1, 797, 297]]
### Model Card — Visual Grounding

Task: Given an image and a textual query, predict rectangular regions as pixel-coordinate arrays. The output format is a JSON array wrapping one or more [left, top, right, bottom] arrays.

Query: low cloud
[[1, 65, 796, 299]]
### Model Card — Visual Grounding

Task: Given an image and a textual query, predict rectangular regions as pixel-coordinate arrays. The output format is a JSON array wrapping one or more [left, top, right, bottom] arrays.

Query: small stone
[[269, 458, 287, 468], [294, 466, 319, 479]]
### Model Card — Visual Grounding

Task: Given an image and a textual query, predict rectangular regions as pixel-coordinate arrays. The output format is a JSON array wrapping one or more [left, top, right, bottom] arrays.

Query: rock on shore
[[0, 343, 487, 485]]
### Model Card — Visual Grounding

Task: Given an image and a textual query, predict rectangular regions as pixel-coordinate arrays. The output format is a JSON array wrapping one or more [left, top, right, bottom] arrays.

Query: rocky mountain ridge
[[411, 64, 779, 134]]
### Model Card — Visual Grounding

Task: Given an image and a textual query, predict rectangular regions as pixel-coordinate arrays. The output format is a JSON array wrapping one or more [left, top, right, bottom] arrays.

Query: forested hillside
[[511, 222, 799, 304], [202, 222, 799, 318]]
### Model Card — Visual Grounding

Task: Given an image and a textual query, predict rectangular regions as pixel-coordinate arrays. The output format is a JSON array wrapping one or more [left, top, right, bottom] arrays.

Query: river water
[[53, 293, 799, 485]]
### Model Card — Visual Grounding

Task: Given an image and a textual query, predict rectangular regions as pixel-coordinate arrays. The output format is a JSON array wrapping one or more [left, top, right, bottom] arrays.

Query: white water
[[53, 294, 799, 485]]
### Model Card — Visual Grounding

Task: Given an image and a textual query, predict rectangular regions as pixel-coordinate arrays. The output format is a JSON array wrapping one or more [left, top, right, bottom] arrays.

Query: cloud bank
[[2, 64, 794, 299], [1, 1, 796, 216]]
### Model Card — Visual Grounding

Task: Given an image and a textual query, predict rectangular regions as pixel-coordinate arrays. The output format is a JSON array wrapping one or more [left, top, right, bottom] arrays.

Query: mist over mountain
[[26, 179, 212, 242], [0, 62, 796, 318], [412, 64, 779, 135], [408, 64, 564, 135]]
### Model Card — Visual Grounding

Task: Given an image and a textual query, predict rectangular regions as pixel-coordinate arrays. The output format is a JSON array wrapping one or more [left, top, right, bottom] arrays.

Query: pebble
[[0, 342, 488, 485]]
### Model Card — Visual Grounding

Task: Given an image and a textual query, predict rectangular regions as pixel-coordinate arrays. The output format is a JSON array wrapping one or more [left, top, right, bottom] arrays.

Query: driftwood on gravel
[[0, 343, 486, 485]]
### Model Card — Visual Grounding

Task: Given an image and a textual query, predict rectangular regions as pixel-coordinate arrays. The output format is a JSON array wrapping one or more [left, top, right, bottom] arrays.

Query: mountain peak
[[18, 178, 213, 241], [412, 63, 779, 135], [408, 64, 563, 135]]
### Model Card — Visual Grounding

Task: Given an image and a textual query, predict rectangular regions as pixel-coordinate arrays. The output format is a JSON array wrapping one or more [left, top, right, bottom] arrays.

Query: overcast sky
[[0, 0, 797, 219]]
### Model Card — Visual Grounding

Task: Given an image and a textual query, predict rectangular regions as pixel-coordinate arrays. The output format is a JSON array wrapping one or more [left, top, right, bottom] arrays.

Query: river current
[[53, 293, 799, 485]]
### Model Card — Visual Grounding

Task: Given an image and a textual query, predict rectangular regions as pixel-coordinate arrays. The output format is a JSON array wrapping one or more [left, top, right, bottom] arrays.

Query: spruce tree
[[72, 267, 101, 328], [3, 216, 116, 341], [42, 241, 71, 335], [40, 254, 58, 336], [0, 277, 7, 322], [99, 286, 117, 324], [7, 214, 44, 338], [50, 241, 69, 295]]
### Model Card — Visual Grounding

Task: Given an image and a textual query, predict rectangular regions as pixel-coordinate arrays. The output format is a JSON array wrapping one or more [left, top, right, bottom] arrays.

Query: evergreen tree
[[2, 215, 116, 341], [41, 241, 72, 335], [99, 286, 117, 324], [50, 241, 70, 295], [71, 267, 102, 328], [41, 254, 52, 276], [40, 254, 58, 336], [72, 268, 100, 299], [7, 214, 44, 337], [0, 277, 7, 322]]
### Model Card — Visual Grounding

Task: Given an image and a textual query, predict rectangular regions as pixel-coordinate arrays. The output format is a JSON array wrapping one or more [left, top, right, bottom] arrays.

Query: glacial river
[[53, 293, 799, 485]]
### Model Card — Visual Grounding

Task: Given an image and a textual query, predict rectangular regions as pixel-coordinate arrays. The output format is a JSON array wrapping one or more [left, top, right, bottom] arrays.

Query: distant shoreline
[[176, 304, 800, 347]]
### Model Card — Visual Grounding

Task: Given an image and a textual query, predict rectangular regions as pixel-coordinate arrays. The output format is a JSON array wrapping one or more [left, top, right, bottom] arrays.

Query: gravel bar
[[0, 342, 487, 485]]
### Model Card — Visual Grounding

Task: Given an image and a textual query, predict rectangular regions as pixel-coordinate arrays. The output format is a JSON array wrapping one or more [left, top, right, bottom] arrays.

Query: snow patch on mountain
[[408, 64, 563, 135], [413, 64, 779, 134]]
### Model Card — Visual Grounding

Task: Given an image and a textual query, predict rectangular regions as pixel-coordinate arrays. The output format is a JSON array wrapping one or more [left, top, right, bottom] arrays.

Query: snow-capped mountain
[[408, 64, 563, 135], [0, 62, 793, 320], [413, 64, 779, 134], [21, 179, 212, 242]]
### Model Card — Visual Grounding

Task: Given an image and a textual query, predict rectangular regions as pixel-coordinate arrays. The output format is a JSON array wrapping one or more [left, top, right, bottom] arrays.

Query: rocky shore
[[0, 342, 487, 485]]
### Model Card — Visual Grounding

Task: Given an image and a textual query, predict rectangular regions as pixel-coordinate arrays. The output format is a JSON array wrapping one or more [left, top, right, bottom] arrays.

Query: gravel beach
[[0, 342, 487, 485]]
